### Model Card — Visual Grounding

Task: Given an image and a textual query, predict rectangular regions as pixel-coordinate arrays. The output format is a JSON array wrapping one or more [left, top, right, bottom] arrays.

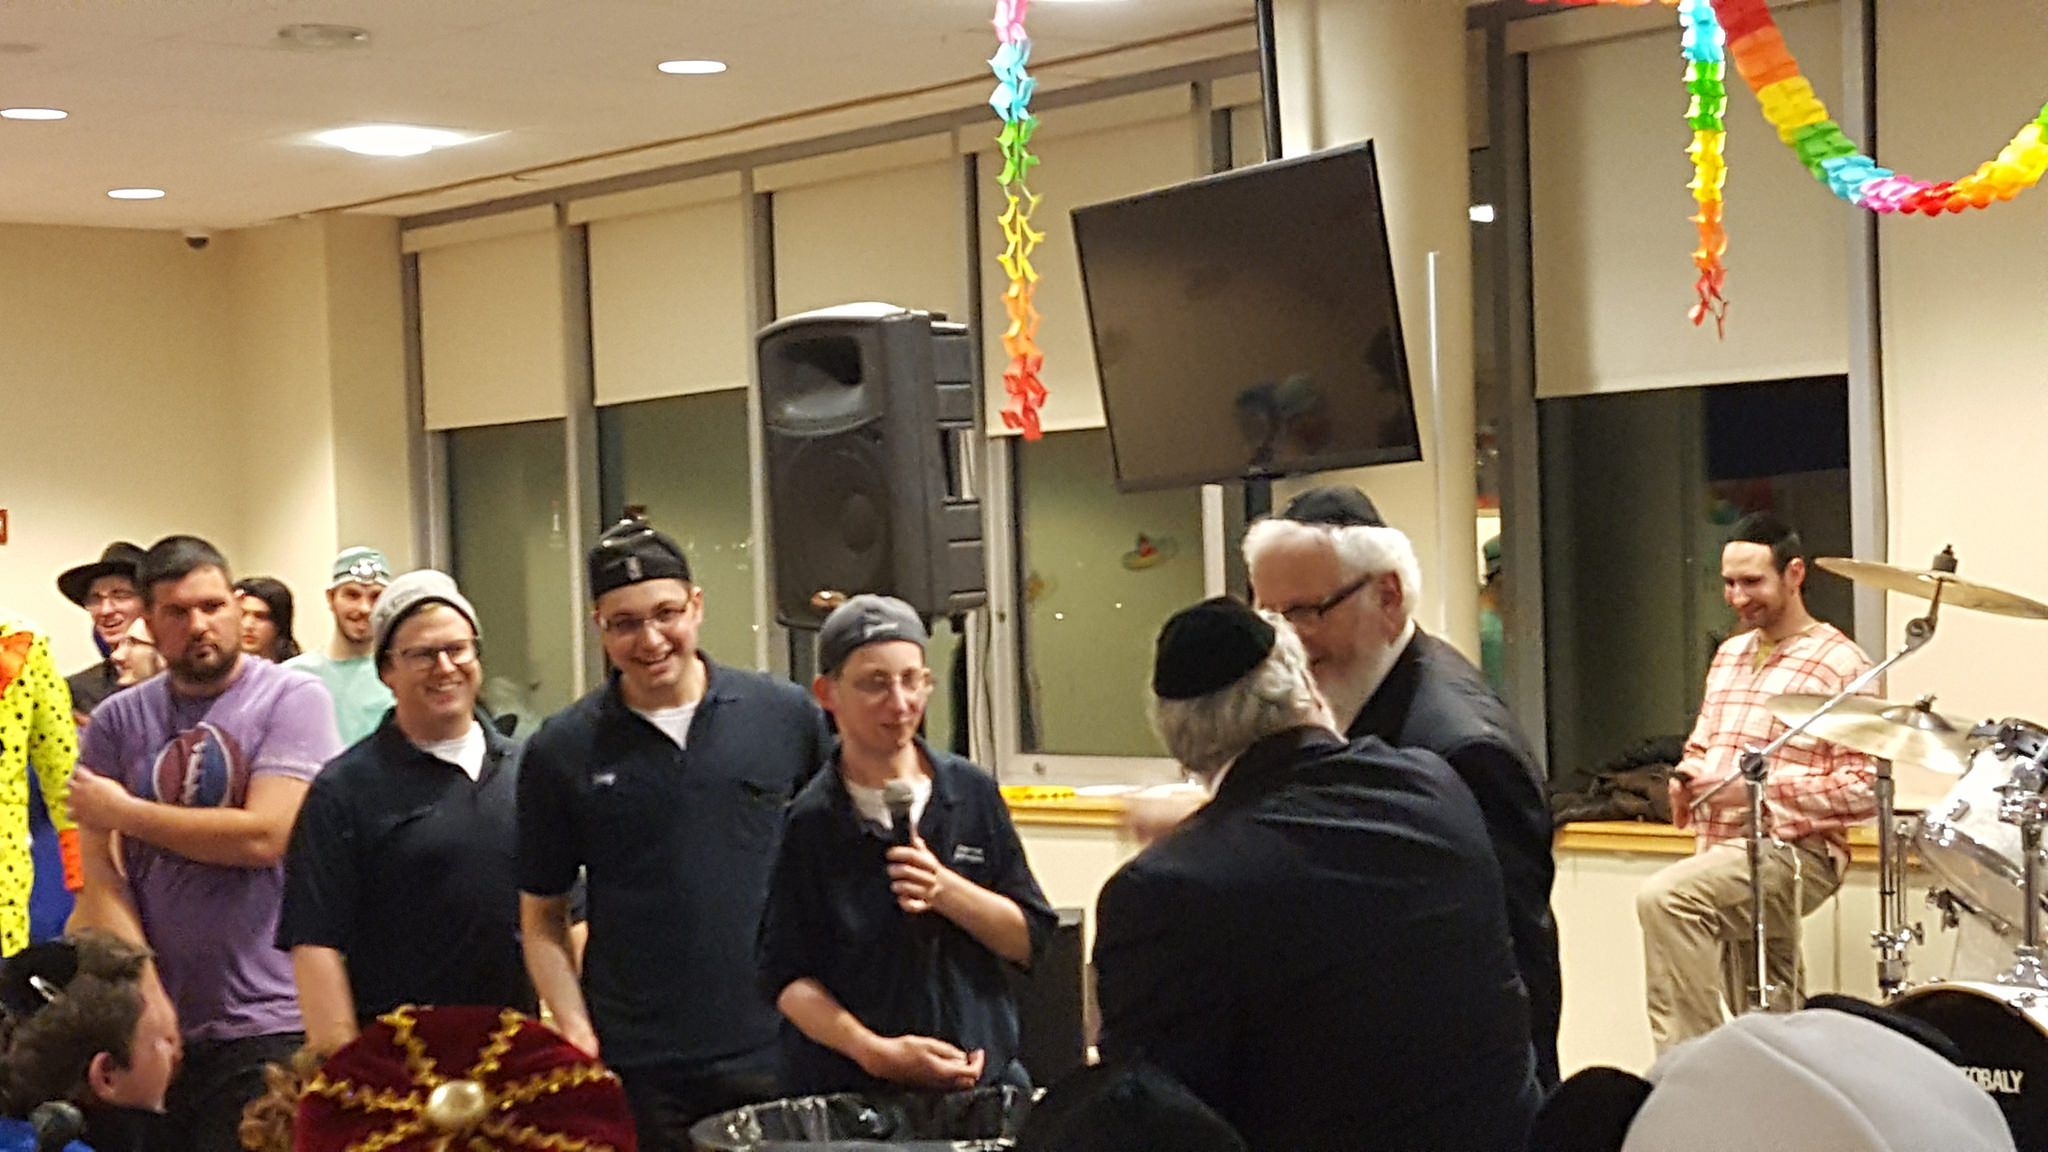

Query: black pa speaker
[[758, 304, 987, 628]]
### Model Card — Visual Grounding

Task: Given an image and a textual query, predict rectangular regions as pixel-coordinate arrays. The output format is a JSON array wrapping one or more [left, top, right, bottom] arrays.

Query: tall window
[[1015, 429, 1205, 757], [1540, 376, 1851, 785], [597, 390, 759, 668], [447, 420, 576, 731]]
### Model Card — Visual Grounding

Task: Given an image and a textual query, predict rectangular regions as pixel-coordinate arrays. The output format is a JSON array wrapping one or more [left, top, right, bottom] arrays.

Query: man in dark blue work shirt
[[279, 569, 534, 1057], [517, 515, 832, 1151], [759, 594, 1055, 1096]]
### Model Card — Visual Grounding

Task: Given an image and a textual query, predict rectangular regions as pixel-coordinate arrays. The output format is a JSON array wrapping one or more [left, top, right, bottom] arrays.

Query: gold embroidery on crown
[[380, 1006, 446, 1089], [479, 1118, 615, 1152], [492, 1064, 618, 1109], [303, 1073, 422, 1114], [466, 1009, 526, 1081]]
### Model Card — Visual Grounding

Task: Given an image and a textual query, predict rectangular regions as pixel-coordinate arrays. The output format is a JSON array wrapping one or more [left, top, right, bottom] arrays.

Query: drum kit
[[1739, 549, 2048, 1147]]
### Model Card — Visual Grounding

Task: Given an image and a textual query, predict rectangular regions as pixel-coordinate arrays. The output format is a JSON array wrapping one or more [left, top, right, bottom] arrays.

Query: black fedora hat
[[57, 541, 146, 606]]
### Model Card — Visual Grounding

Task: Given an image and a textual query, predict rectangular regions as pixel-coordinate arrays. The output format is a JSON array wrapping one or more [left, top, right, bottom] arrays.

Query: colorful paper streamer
[[990, 0, 1046, 439], [1538, 0, 2048, 330]]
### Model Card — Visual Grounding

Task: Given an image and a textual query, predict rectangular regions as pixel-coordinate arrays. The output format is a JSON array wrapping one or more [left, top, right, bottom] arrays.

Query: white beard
[[1315, 621, 1413, 732]]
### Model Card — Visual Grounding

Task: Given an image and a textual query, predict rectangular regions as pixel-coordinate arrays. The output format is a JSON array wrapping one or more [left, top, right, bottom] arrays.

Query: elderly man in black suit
[[1242, 485, 1561, 1087], [1093, 598, 1541, 1152]]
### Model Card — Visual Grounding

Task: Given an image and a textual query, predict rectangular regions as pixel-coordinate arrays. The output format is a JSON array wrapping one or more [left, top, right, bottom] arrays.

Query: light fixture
[[277, 23, 370, 51], [108, 188, 166, 200], [1469, 203, 1497, 223], [314, 124, 474, 157], [657, 59, 727, 75], [1, 107, 66, 121]]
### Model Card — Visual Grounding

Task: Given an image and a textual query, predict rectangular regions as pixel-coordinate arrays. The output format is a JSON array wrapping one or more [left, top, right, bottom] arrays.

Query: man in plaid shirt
[[1637, 514, 1873, 1052]]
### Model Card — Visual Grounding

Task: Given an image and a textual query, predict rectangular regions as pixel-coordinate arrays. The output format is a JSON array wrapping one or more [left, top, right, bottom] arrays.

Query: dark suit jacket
[[1095, 728, 1540, 1152], [1349, 628, 1562, 1087]]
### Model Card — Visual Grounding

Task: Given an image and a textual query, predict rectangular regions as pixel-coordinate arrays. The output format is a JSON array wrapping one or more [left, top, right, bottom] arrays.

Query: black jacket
[[1095, 728, 1540, 1152], [1348, 629, 1561, 1087]]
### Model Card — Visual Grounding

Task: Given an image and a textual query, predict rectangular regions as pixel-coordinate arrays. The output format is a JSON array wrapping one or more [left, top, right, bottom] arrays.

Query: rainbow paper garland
[[1715, 0, 2048, 214], [990, 0, 1047, 439], [1546, 0, 2048, 330], [1679, 0, 1729, 331]]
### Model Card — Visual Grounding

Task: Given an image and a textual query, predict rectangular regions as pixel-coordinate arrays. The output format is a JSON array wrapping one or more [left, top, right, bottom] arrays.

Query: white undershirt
[[632, 702, 698, 750], [845, 774, 932, 833], [414, 722, 487, 781]]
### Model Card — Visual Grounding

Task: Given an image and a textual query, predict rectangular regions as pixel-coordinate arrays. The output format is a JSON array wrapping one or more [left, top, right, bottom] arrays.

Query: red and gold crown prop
[[295, 1006, 634, 1152]]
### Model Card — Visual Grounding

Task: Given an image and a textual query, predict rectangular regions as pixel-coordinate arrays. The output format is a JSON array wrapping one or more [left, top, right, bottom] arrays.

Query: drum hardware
[[1765, 692, 1973, 997], [1991, 723, 2048, 992], [1873, 785, 1926, 997], [1933, 888, 1971, 931]]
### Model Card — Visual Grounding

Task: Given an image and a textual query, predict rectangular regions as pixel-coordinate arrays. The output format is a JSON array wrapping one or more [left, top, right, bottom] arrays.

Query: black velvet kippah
[[587, 515, 691, 600], [1152, 597, 1276, 701], [1280, 485, 1386, 528]]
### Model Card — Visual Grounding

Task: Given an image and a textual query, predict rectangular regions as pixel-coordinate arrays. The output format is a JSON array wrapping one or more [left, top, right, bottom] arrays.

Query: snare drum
[[1892, 982, 2047, 1149], [1917, 722, 2048, 936]]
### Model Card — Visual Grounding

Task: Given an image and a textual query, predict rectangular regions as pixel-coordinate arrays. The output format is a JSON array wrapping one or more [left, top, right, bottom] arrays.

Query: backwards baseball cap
[[329, 547, 393, 589], [369, 569, 479, 662], [1152, 597, 1276, 701], [1279, 485, 1386, 528], [817, 594, 928, 674], [57, 541, 146, 606], [587, 515, 691, 601]]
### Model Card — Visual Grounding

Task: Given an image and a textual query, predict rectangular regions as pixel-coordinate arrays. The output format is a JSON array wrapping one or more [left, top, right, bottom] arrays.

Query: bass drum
[[1892, 982, 2048, 1150]]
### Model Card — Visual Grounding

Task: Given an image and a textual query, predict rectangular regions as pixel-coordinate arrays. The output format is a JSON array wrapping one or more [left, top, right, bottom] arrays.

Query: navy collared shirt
[[757, 741, 1056, 1096], [518, 656, 831, 1072], [277, 713, 535, 1021]]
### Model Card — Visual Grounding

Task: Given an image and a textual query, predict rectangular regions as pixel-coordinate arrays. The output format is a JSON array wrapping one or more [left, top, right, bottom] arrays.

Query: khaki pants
[[1636, 839, 1843, 1054]]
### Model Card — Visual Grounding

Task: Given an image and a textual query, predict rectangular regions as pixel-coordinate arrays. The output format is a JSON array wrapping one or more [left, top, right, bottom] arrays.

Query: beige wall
[[1, 217, 410, 676], [1878, 0, 2048, 736]]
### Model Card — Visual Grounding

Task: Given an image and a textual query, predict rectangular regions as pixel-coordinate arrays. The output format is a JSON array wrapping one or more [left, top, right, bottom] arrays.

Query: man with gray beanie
[[518, 514, 831, 1151], [277, 569, 534, 1055], [1092, 597, 1539, 1152]]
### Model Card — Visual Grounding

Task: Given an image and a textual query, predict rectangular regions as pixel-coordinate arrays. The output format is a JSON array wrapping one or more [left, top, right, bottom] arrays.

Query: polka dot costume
[[0, 618, 80, 956]]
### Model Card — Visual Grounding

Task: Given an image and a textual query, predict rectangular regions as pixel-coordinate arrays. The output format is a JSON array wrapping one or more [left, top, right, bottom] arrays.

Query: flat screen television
[[1071, 139, 1420, 493]]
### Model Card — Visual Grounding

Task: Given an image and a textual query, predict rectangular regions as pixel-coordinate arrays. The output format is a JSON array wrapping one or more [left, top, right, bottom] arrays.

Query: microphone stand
[[1690, 563, 1947, 1011]]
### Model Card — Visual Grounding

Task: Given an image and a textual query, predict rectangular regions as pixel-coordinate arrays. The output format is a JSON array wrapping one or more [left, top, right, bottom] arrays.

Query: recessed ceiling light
[[657, 59, 727, 75], [314, 124, 474, 157], [1, 107, 66, 121], [277, 23, 370, 51], [108, 188, 166, 200]]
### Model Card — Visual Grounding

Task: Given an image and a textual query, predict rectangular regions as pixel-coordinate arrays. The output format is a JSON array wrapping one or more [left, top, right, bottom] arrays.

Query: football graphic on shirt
[[150, 723, 250, 808]]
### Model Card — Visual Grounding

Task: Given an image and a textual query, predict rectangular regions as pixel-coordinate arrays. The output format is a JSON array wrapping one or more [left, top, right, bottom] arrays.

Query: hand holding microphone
[[883, 779, 947, 915]]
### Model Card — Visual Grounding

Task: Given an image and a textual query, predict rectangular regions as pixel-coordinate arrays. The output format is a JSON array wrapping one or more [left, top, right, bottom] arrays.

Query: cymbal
[[1815, 557, 2048, 620], [1767, 694, 1974, 777]]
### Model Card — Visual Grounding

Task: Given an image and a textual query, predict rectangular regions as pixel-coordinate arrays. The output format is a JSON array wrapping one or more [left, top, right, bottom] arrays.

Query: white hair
[[1241, 516, 1424, 613], [1149, 617, 1334, 777]]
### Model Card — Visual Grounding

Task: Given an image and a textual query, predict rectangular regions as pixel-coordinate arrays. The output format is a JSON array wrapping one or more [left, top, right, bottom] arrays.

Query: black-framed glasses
[[395, 638, 480, 673], [1271, 575, 1372, 627], [599, 604, 692, 639]]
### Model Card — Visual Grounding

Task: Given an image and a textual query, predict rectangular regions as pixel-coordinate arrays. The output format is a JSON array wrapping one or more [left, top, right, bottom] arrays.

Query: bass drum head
[[1892, 982, 2047, 1150]]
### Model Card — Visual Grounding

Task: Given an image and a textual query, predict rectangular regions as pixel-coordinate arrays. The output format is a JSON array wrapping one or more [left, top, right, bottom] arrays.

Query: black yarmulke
[[587, 515, 691, 600], [1280, 485, 1386, 528], [1152, 597, 1276, 701]]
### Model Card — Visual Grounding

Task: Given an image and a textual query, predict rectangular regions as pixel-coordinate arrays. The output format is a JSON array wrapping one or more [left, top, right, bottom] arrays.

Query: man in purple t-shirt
[[68, 535, 340, 1152]]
